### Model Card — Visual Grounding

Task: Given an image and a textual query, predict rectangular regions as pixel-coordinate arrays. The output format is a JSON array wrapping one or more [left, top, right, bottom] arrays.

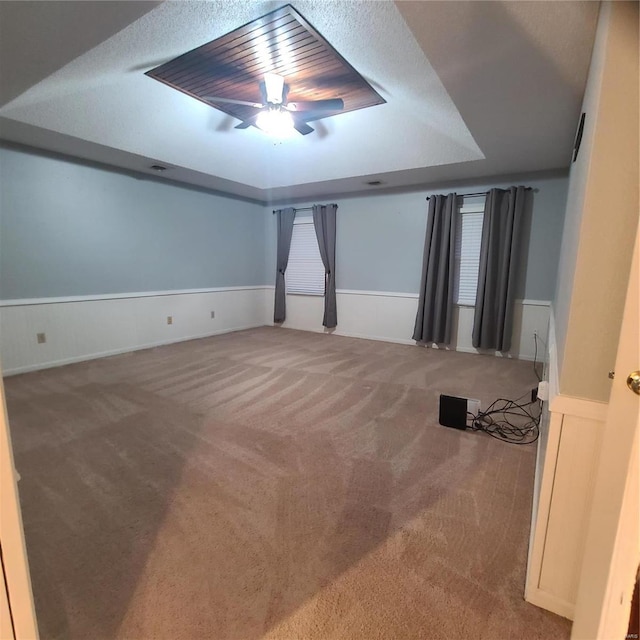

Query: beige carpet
[[6, 327, 570, 640]]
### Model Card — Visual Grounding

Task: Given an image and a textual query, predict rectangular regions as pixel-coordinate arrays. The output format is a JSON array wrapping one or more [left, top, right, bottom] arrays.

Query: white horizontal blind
[[454, 205, 484, 306], [286, 220, 325, 295]]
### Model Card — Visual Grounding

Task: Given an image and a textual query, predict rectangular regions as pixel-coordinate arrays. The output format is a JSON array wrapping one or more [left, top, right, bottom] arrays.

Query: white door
[[571, 227, 640, 639], [0, 367, 39, 639]]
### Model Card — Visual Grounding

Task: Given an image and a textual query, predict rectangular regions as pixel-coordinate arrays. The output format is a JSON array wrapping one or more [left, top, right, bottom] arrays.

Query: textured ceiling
[[0, 1, 599, 203]]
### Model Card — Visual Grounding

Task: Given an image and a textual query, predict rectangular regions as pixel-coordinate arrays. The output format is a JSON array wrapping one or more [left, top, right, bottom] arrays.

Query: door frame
[[571, 228, 640, 638], [0, 366, 39, 639]]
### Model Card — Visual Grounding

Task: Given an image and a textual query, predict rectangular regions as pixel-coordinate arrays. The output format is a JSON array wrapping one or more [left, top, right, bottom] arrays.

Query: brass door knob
[[627, 371, 640, 395]]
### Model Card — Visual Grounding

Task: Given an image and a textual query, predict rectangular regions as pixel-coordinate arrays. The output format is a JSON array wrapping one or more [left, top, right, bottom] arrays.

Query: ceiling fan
[[204, 73, 344, 136]]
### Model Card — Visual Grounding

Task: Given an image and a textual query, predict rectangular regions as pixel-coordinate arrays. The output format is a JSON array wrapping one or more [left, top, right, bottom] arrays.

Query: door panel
[[571, 229, 640, 638]]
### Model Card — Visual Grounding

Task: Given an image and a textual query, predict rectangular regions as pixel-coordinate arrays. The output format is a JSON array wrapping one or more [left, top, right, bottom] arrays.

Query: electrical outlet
[[210, 311, 215, 319], [167, 316, 173, 325], [36, 332, 46, 344]]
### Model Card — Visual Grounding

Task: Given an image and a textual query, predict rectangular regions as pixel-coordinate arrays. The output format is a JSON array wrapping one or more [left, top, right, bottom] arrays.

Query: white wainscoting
[[264, 288, 550, 361], [1, 287, 551, 375], [525, 310, 609, 620], [0, 287, 269, 376]]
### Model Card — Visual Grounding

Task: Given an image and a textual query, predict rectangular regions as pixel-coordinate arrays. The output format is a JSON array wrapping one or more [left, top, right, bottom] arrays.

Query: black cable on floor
[[466, 391, 542, 445]]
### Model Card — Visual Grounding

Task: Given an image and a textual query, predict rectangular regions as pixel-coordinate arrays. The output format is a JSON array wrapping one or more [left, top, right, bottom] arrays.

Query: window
[[286, 218, 325, 295], [453, 204, 484, 306]]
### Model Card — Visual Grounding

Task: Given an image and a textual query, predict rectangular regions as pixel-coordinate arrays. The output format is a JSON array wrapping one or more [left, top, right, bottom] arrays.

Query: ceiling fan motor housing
[[261, 73, 288, 105]]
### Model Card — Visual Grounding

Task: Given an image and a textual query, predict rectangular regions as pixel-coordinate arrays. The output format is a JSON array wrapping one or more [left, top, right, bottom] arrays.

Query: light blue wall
[[266, 174, 568, 300], [0, 146, 268, 299], [517, 175, 569, 301], [1, 145, 568, 302]]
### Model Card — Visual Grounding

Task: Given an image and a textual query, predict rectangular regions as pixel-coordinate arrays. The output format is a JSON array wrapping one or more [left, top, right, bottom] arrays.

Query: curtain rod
[[426, 187, 532, 200], [272, 206, 314, 214]]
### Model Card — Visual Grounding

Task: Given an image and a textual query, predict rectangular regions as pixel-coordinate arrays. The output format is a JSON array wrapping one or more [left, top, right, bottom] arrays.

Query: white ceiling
[[0, 1, 599, 203]]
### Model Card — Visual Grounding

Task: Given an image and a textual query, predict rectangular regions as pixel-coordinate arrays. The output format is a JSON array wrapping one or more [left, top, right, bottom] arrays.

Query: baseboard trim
[[271, 323, 417, 346], [268, 328, 544, 358], [453, 345, 516, 359], [333, 330, 415, 345], [445, 344, 539, 362], [525, 585, 575, 620], [2, 323, 265, 376]]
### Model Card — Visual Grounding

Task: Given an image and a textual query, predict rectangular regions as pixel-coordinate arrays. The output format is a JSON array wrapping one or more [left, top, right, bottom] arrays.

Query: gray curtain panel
[[412, 193, 458, 344], [472, 186, 527, 351], [273, 207, 296, 323], [312, 203, 338, 328]]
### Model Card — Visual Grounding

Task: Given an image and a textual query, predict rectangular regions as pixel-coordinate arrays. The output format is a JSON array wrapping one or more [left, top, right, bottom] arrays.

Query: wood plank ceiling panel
[[146, 4, 385, 130]]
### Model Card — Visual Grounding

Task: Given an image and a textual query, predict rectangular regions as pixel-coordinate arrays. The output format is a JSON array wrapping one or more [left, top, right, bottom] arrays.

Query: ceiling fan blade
[[293, 121, 315, 135], [234, 119, 257, 130], [286, 98, 344, 112], [233, 112, 313, 135], [203, 96, 263, 108], [307, 73, 385, 94], [263, 73, 285, 104]]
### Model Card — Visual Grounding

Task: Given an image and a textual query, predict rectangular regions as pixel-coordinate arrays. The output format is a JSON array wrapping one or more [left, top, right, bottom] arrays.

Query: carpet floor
[[6, 327, 571, 640]]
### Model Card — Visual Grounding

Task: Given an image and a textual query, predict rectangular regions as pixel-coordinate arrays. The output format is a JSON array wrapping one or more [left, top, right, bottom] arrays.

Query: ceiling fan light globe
[[256, 108, 295, 137]]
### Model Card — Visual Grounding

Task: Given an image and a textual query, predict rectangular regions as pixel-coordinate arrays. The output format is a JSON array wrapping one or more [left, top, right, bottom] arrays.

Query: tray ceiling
[[0, 1, 599, 203]]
